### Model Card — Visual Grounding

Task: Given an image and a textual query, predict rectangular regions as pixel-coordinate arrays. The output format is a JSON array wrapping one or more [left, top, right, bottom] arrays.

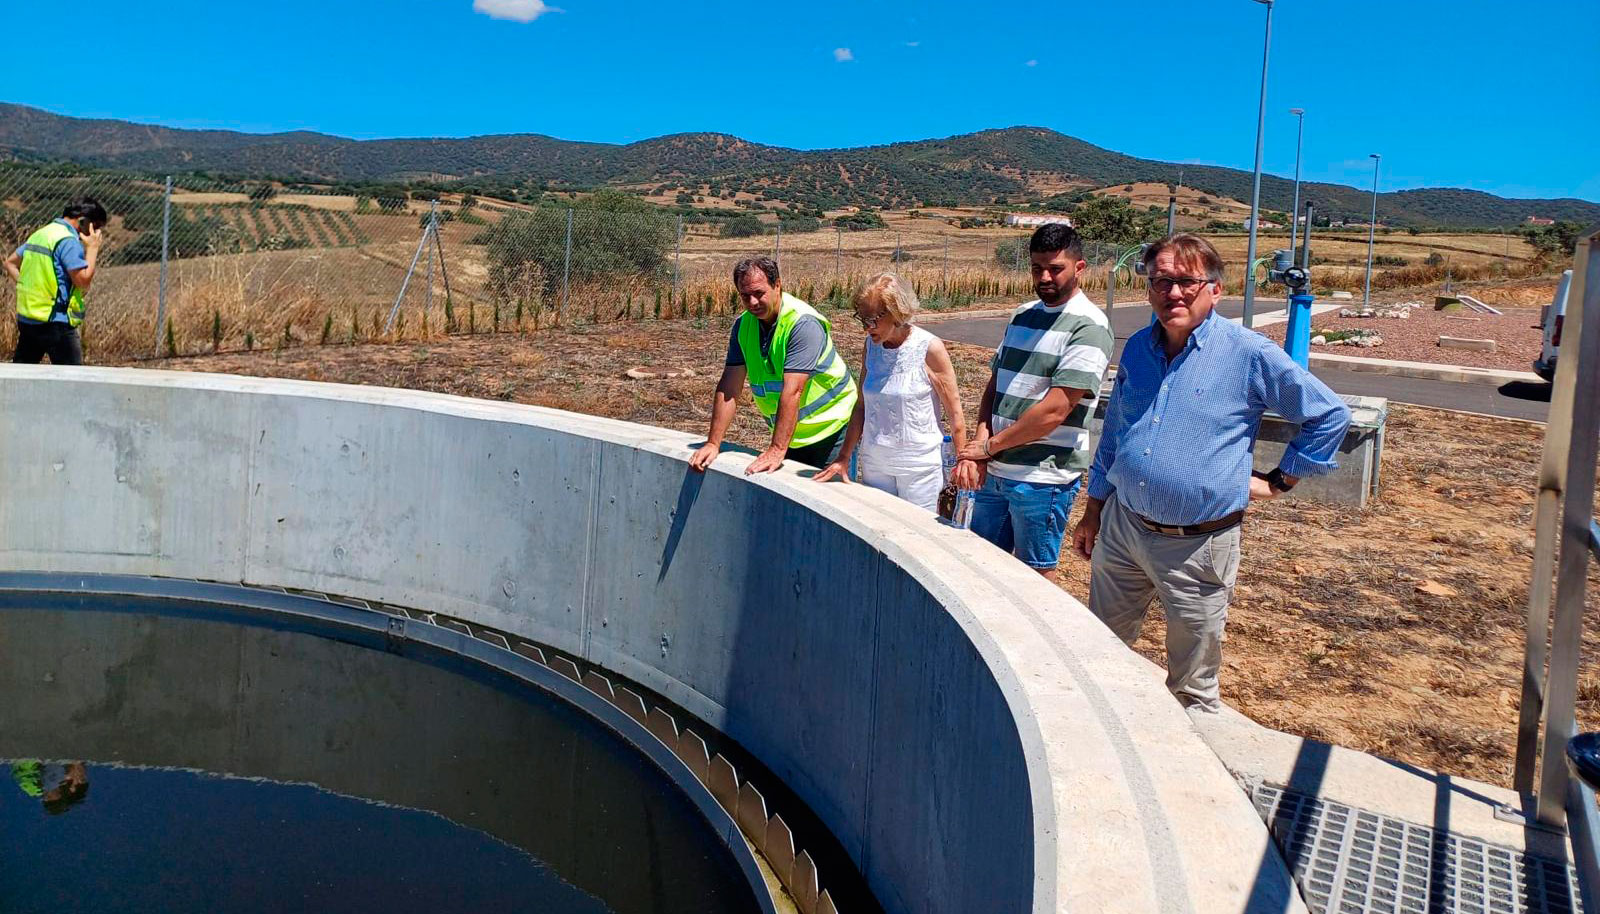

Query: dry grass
[[3, 196, 1552, 364]]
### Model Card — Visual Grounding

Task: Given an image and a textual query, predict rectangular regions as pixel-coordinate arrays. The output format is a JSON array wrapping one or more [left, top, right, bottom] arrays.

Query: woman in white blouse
[[814, 272, 967, 512]]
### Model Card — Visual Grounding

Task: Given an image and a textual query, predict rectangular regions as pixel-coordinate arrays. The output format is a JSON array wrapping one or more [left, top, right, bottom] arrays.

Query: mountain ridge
[[2, 102, 1594, 229]]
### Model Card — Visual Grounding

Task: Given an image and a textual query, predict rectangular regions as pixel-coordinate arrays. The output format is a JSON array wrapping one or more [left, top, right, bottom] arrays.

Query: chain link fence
[[0, 163, 1541, 361]]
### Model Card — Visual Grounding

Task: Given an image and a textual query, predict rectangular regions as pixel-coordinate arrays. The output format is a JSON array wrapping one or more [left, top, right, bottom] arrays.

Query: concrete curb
[[1307, 351, 1543, 386]]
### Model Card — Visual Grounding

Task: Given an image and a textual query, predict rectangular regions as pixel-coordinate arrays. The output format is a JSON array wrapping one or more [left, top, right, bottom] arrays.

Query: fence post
[[775, 222, 782, 260], [835, 227, 842, 285], [155, 175, 172, 357], [942, 236, 949, 294], [672, 214, 682, 308], [561, 208, 573, 326], [425, 200, 437, 318]]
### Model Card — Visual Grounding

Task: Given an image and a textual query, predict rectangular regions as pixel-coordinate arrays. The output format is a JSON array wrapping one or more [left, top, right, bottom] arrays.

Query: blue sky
[[17, 0, 1599, 201]]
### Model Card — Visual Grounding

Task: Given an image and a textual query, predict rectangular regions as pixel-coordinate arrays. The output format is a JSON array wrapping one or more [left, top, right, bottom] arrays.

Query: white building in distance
[[1004, 213, 1073, 228]]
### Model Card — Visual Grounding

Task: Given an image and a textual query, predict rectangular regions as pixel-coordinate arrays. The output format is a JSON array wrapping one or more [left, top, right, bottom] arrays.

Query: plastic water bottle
[[951, 488, 976, 530], [938, 435, 975, 528]]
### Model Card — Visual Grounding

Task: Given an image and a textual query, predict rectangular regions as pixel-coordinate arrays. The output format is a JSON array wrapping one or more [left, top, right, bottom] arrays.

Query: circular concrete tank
[[0, 366, 1305, 914], [0, 585, 774, 913]]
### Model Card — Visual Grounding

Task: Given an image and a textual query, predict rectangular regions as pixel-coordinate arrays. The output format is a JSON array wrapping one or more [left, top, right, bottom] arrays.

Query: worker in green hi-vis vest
[[689, 256, 859, 475], [2, 197, 109, 365]]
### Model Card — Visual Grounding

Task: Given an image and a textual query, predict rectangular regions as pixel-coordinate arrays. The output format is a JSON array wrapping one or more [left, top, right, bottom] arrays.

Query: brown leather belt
[[1134, 509, 1245, 537]]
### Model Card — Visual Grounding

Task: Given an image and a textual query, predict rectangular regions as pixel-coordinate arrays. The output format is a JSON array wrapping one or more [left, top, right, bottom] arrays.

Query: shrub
[[720, 214, 766, 238], [484, 190, 673, 305], [994, 237, 1029, 267], [833, 210, 887, 231], [778, 214, 821, 234]]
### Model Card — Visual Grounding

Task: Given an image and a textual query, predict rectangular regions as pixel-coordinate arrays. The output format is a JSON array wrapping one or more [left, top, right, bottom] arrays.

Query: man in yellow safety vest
[[689, 257, 858, 475], [3, 198, 108, 365]]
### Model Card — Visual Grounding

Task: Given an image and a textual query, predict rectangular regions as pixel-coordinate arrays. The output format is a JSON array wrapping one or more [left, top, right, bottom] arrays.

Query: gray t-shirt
[[725, 314, 826, 375]]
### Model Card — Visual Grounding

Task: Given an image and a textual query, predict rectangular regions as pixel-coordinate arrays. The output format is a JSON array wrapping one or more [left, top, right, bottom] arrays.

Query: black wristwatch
[[1262, 468, 1295, 493]]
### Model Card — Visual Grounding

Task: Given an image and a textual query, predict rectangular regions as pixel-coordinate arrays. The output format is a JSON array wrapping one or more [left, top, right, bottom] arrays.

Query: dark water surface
[[0, 596, 764, 914]]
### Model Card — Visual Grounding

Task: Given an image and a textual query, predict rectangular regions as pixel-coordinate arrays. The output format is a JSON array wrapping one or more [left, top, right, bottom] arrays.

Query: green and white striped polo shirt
[[987, 291, 1114, 484]]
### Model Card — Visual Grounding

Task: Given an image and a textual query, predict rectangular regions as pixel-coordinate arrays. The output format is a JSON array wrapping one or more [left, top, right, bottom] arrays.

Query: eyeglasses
[[855, 312, 886, 329], [1149, 275, 1212, 295]]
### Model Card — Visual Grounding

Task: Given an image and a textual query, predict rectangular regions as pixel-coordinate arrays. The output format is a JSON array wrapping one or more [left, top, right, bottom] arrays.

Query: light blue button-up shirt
[[1087, 310, 1352, 526]]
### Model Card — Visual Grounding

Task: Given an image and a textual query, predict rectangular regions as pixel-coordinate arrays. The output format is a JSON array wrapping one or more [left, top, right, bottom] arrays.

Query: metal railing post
[[560, 208, 573, 326], [155, 175, 172, 356], [1533, 228, 1600, 827]]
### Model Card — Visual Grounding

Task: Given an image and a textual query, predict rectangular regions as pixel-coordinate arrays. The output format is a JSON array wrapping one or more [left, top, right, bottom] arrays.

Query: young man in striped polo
[[957, 224, 1113, 578]]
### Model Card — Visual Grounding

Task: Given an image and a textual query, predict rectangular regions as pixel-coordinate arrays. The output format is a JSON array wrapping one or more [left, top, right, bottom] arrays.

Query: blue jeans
[[970, 474, 1082, 570]]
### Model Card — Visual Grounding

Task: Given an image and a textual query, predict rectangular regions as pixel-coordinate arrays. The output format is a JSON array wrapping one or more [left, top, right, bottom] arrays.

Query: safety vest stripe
[[814, 340, 837, 371], [21, 243, 54, 257], [796, 372, 854, 421]]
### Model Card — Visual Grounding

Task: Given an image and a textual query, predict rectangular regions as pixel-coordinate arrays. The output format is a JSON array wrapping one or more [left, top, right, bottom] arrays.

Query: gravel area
[[1261, 303, 1544, 371]]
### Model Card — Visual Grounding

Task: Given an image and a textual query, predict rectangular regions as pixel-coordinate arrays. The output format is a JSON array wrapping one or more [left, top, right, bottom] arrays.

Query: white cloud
[[905, 41, 920, 47], [473, 0, 557, 23], [1025, 59, 1037, 67], [833, 47, 854, 62]]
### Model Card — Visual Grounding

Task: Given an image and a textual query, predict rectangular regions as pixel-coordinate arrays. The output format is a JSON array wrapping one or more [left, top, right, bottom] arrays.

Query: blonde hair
[[853, 272, 921, 325]]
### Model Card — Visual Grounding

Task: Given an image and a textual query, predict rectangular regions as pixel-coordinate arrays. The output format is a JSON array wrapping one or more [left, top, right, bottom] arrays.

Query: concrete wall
[[0, 365, 1304, 914]]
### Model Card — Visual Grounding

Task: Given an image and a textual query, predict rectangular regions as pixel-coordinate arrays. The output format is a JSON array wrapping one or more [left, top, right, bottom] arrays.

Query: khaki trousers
[[1088, 494, 1241, 711]]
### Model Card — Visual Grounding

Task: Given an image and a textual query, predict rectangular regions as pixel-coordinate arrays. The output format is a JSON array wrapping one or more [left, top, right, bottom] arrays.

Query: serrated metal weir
[[1253, 784, 1581, 914]]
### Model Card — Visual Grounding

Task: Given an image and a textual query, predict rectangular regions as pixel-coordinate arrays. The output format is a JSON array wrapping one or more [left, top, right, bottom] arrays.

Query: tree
[[994, 237, 1028, 266], [721, 214, 765, 238], [1522, 221, 1584, 260], [248, 183, 276, 202], [833, 210, 887, 231], [1071, 195, 1161, 247], [484, 190, 674, 306]]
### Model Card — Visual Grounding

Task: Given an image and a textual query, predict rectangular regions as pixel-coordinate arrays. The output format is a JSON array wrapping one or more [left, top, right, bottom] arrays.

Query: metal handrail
[[1510, 228, 1600, 910]]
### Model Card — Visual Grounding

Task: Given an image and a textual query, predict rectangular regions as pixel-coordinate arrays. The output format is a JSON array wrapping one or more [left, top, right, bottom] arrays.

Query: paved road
[[929, 298, 1552, 422]]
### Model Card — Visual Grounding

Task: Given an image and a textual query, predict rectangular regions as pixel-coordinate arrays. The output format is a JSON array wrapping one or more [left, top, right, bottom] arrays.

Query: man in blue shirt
[[3, 198, 107, 365], [1072, 233, 1350, 713]]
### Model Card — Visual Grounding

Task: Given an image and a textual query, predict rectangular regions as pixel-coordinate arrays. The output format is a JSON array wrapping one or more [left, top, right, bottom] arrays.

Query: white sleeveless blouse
[[858, 325, 944, 465]]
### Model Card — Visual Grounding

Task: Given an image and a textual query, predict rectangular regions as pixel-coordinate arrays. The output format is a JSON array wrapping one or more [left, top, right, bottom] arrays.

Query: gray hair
[[854, 272, 922, 324], [732, 256, 780, 287]]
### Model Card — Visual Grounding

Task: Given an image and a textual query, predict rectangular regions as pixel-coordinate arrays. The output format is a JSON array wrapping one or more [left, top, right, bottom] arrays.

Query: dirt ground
[[1261, 304, 1545, 370], [142, 315, 1598, 789]]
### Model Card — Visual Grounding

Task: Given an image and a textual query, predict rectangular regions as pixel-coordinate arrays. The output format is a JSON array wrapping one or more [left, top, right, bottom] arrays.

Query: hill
[[1, 102, 1594, 229]]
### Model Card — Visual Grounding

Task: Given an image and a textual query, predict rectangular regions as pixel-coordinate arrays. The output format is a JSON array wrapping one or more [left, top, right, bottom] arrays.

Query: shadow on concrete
[[658, 469, 704, 584], [1252, 737, 1331, 911], [1380, 758, 1575, 914], [1500, 380, 1554, 403]]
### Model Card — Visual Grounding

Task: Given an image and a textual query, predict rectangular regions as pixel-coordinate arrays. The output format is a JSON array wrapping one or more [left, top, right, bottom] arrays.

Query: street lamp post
[[1242, 0, 1274, 329], [1288, 108, 1305, 261], [1363, 153, 1381, 308]]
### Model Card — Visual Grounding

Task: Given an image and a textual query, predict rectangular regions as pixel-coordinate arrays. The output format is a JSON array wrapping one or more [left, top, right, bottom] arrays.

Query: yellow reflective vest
[[15, 220, 86, 327], [737, 294, 857, 446]]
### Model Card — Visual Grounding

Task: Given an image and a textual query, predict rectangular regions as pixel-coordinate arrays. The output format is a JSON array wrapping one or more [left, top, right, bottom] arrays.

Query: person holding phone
[[3, 197, 108, 364]]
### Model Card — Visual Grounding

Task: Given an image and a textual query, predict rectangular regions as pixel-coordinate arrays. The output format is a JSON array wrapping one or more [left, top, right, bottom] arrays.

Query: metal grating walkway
[[1252, 784, 1582, 914]]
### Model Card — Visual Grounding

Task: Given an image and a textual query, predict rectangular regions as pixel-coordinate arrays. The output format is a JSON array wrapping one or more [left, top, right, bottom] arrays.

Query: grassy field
[[0, 192, 1553, 362]]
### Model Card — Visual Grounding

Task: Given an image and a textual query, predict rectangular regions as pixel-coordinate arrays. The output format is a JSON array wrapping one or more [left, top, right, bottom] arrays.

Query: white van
[[1535, 271, 1572, 382]]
